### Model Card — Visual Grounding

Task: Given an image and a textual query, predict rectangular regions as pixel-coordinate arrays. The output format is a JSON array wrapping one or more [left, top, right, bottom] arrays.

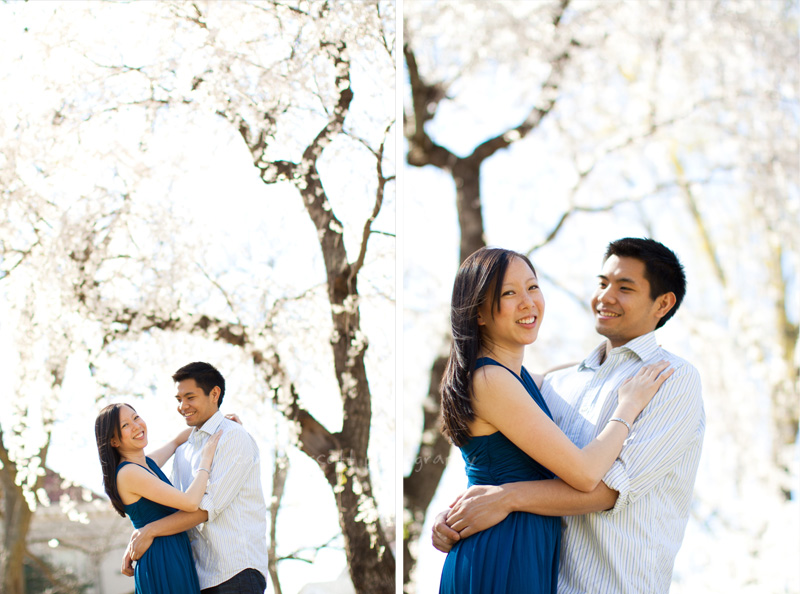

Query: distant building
[[26, 468, 134, 594]]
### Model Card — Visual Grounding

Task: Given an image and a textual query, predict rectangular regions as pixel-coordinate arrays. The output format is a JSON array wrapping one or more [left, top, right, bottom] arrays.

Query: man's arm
[[435, 361, 704, 551], [198, 427, 257, 522], [432, 479, 617, 552], [599, 360, 704, 515], [122, 510, 208, 575]]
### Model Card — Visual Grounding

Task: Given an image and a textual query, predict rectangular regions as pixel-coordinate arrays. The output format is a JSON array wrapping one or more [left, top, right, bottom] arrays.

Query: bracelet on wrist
[[196, 467, 210, 475], [608, 417, 631, 435]]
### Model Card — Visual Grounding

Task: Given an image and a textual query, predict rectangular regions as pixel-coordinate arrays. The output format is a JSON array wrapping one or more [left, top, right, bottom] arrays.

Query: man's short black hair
[[172, 361, 226, 407], [605, 237, 687, 329]]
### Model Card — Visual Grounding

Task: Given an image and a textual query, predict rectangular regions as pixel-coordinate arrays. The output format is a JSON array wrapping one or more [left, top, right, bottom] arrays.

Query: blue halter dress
[[439, 358, 562, 594], [117, 457, 201, 594]]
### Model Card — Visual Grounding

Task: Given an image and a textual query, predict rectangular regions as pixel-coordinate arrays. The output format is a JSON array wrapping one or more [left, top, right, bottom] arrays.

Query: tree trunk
[[230, 36, 395, 591], [402, 348, 451, 588], [333, 456, 395, 594], [0, 487, 32, 594], [1, 428, 45, 594]]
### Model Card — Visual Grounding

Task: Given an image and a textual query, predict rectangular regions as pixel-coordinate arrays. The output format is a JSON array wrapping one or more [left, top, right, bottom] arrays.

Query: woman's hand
[[200, 430, 223, 468], [224, 413, 243, 425], [617, 360, 673, 417]]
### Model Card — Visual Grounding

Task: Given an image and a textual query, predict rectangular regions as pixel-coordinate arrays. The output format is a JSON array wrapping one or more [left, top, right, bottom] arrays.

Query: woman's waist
[[452, 509, 561, 548], [466, 470, 555, 486]]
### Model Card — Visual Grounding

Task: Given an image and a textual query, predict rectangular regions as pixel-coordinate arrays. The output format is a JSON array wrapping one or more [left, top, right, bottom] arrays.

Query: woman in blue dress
[[95, 403, 221, 594], [439, 247, 672, 593]]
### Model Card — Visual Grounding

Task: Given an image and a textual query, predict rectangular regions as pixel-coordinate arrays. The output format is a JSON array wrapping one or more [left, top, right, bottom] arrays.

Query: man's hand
[[121, 545, 134, 577], [446, 484, 513, 539], [128, 525, 156, 563], [431, 509, 460, 553]]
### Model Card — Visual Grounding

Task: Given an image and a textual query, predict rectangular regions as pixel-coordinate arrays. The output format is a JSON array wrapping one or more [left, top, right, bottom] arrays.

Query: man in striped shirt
[[123, 361, 270, 593], [433, 238, 705, 593]]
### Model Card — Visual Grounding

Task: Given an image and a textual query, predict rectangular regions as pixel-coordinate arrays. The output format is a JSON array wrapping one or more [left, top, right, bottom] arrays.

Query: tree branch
[[469, 41, 574, 163], [350, 121, 394, 281], [403, 43, 456, 169]]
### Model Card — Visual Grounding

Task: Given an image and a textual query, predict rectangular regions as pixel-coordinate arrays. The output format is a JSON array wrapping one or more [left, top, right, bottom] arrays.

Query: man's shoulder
[[655, 348, 700, 379], [652, 347, 704, 411], [220, 417, 259, 448]]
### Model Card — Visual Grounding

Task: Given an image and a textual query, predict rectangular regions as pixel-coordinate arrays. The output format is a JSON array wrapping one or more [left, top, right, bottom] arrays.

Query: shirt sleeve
[[198, 426, 260, 523], [601, 359, 705, 515], [172, 443, 186, 489]]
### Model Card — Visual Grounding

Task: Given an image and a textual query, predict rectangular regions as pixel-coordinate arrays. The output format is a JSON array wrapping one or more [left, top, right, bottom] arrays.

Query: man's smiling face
[[175, 378, 219, 427], [591, 255, 664, 349]]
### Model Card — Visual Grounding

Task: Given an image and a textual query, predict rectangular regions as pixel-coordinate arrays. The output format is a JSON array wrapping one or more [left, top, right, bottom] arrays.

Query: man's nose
[[597, 286, 614, 302]]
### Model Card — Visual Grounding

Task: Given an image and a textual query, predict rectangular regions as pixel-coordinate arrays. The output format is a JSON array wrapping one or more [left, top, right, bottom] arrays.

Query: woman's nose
[[520, 291, 534, 307]]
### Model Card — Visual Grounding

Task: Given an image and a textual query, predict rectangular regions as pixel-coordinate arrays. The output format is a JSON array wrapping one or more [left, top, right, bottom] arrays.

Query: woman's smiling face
[[477, 256, 545, 350], [111, 405, 148, 452]]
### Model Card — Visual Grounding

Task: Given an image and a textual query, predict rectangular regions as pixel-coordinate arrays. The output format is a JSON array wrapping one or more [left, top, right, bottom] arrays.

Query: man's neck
[[195, 410, 220, 432], [598, 332, 654, 364]]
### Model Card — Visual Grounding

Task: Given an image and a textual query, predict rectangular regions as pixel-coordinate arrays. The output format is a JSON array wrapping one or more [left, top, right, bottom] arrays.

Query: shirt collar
[[578, 331, 659, 370], [194, 410, 224, 436]]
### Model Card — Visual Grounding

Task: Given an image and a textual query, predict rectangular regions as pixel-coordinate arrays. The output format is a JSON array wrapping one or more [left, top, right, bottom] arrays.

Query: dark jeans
[[201, 569, 266, 594]]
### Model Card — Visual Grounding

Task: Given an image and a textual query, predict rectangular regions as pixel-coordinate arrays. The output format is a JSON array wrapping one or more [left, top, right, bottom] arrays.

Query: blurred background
[[402, 1, 798, 593], [0, 2, 395, 594]]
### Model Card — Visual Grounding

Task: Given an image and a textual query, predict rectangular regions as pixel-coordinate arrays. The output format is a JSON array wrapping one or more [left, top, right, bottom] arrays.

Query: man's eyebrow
[[597, 274, 638, 284]]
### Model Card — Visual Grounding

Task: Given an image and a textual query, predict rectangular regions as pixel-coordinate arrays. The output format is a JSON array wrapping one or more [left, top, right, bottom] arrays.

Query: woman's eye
[[529, 285, 539, 291]]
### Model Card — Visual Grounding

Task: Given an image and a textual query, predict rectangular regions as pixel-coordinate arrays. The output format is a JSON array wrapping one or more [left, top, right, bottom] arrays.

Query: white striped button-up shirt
[[172, 411, 269, 590], [541, 332, 705, 594]]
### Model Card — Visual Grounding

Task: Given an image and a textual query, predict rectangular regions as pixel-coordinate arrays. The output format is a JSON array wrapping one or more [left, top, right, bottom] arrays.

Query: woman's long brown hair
[[440, 247, 536, 447], [95, 403, 133, 517]]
